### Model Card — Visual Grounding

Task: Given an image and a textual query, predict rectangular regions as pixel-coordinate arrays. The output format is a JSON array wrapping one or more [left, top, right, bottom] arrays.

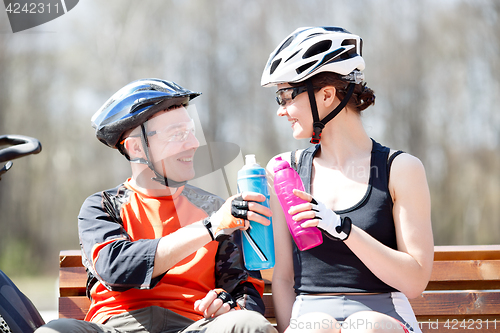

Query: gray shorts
[[291, 292, 420, 333]]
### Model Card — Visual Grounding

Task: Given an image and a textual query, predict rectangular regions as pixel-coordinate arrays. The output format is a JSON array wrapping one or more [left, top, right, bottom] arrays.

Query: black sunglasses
[[275, 86, 310, 107]]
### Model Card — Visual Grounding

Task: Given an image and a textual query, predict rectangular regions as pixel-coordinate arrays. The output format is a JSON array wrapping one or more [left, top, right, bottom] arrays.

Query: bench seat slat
[[419, 320, 500, 333], [426, 280, 500, 290], [60, 295, 275, 321], [430, 260, 500, 282], [409, 291, 500, 316], [59, 296, 88, 320]]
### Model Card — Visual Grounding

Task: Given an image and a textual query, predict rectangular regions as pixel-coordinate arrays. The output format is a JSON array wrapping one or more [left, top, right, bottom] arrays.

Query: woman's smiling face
[[276, 83, 314, 140]]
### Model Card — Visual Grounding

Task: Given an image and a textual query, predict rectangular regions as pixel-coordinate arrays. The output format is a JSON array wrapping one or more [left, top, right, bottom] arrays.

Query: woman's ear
[[319, 86, 337, 108], [123, 137, 145, 160]]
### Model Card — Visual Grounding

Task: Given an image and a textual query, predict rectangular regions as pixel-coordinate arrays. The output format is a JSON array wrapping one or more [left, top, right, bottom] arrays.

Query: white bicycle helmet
[[262, 27, 366, 144], [261, 26, 365, 87]]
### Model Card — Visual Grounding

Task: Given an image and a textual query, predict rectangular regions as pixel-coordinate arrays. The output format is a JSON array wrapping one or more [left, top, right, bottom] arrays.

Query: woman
[[261, 27, 433, 333]]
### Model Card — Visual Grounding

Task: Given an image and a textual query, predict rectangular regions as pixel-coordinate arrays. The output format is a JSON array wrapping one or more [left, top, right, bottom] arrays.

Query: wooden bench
[[59, 245, 500, 332]]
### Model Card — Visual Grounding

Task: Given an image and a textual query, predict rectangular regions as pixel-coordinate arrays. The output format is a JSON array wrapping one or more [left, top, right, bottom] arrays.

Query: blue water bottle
[[237, 154, 275, 270]]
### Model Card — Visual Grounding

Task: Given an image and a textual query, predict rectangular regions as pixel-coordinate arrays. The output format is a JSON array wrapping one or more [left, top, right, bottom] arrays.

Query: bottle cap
[[245, 154, 258, 166], [273, 156, 291, 173]]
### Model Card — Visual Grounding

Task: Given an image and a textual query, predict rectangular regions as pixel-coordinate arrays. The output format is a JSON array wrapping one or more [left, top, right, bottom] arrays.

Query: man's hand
[[194, 289, 240, 318], [209, 192, 272, 240]]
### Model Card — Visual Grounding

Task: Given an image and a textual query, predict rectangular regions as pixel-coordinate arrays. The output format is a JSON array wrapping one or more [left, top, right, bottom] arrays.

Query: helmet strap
[[139, 124, 187, 188], [306, 80, 323, 144], [306, 80, 356, 144]]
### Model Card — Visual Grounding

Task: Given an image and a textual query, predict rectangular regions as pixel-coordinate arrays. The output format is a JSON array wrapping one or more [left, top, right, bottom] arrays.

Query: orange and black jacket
[[78, 179, 265, 324]]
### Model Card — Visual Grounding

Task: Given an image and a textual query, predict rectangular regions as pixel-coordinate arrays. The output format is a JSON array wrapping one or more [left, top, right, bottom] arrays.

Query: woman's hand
[[289, 189, 351, 241]]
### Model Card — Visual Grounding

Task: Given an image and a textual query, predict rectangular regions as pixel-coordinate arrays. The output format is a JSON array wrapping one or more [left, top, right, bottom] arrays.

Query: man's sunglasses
[[147, 119, 196, 143]]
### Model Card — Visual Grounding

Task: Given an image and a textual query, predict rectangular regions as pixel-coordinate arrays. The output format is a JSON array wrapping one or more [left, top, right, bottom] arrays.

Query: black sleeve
[[78, 187, 163, 292], [214, 231, 266, 314]]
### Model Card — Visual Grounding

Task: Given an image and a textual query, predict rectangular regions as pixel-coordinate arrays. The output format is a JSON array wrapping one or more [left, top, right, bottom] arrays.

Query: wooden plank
[[59, 296, 89, 320], [59, 246, 500, 280], [429, 260, 500, 283], [417, 315, 500, 322], [60, 245, 500, 264], [59, 250, 83, 267], [261, 268, 273, 284], [426, 280, 500, 291], [59, 266, 87, 297], [59, 246, 500, 266], [419, 319, 500, 333], [61, 294, 500, 332], [263, 294, 274, 318], [409, 291, 500, 316], [60, 295, 277, 321], [434, 245, 500, 261]]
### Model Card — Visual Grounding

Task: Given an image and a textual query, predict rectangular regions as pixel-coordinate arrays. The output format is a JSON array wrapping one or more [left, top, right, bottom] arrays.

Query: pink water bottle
[[272, 157, 323, 251]]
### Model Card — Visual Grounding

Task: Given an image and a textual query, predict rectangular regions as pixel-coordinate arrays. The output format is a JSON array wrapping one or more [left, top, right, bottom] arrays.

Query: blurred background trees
[[0, 0, 499, 280]]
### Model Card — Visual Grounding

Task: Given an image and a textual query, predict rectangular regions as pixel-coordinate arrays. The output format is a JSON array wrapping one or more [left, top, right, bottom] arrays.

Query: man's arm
[[215, 232, 266, 314], [152, 220, 213, 277], [79, 188, 162, 291], [80, 186, 272, 293]]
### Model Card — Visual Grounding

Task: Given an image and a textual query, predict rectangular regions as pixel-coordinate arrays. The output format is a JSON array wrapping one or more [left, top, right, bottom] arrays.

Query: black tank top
[[291, 139, 403, 294]]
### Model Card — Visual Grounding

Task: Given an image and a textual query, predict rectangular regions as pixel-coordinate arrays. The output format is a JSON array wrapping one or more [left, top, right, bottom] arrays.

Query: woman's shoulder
[[389, 150, 425, 173], [388, 150, 428, 197]]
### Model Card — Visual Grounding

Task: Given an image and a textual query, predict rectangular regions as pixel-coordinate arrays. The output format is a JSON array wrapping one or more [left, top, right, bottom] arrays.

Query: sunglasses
[[275, 86, 310, 107]]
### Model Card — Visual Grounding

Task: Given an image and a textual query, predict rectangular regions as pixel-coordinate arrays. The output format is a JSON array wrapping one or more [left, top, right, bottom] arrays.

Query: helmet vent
[[302, 33, 323, 43], [270, 58, 282, 75], [303, 40, 332, 59], [147, 83, 172, 93], [324, 27, 350, 34], [285, 49, 301, 63], [321, 47, 345, 65], [100, 98, 116, 113], [296, 60, 317, 74], [276, 36, 294, 55], [341, 39, 359, 59]]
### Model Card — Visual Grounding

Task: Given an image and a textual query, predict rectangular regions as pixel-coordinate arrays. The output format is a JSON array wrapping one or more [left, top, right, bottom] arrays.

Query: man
[[36, 79, 276, 333]]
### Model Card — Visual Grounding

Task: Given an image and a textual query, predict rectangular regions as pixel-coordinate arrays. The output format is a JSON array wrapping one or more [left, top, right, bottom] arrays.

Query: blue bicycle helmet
[[92, 78, 200, 149], [91, 79, 201, 187]]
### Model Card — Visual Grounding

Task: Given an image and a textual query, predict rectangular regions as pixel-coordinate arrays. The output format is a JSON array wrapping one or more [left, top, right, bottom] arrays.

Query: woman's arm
[[267, 154, 297, 333], [294, 152, 434, 298], [344, 153, 434, 298]]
